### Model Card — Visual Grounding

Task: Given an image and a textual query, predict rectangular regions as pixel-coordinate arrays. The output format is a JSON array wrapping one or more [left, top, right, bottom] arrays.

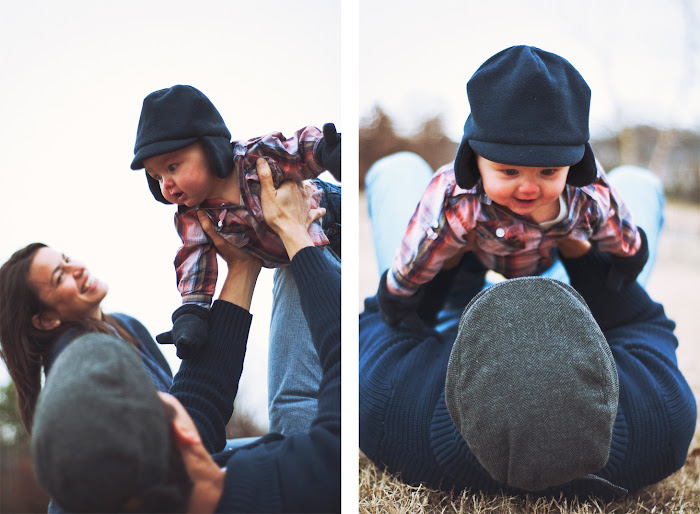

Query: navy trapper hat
[[131, 85, 234, 204], [454, 45, 597, 189]]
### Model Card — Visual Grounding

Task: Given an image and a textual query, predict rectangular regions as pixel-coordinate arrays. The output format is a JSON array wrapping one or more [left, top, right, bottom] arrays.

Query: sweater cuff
[[290, 245, 336, 278], [210, 300, 253, 335]]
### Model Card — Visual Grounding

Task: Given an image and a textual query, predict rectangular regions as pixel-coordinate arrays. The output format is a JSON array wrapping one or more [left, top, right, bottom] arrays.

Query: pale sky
[[360, 0, 700, 141], [0, 0, 341, 428]]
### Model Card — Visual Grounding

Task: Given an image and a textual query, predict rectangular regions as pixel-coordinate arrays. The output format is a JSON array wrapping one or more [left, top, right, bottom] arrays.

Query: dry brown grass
[[359, 430, 700, 514]]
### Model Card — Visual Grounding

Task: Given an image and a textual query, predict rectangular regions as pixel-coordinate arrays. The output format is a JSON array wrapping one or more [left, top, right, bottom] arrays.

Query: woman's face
[[28, 247, 108, 328]]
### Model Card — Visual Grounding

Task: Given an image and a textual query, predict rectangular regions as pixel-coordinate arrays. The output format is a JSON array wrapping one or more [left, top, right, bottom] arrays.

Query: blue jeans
[[267, 247, 341, 435], [365, 153, 664, 327], [313, 178, 341, 259]]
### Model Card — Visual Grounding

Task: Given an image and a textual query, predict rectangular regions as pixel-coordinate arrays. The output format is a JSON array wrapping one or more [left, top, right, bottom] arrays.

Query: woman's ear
[[32, 313, 61, 331]]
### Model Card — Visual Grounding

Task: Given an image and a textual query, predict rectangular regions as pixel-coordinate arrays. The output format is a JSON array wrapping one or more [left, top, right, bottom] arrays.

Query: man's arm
[[169, 212, 263, 453], [215, 158, 340, 513]]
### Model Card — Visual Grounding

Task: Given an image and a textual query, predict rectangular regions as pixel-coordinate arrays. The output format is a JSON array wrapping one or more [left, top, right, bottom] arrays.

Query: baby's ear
[[32, 313, 61, 331]]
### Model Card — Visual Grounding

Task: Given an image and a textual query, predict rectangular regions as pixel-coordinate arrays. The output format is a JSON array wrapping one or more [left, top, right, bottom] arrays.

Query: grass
[[359, 430, 700, 513]]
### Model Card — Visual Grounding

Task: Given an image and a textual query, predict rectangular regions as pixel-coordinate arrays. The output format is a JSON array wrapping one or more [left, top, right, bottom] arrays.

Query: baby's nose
[[518, 180, 539, 193]]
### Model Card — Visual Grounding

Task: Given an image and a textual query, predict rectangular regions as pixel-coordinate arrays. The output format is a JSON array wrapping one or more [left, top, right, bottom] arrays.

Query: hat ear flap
[[566, 142, 597, 187], [146, 172, 171, 205], [202, 137, 234, 179], [454, 138, 481, 189]]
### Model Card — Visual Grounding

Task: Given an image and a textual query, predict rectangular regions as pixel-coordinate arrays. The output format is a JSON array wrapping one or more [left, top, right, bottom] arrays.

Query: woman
[[0, 243, 172, 433]]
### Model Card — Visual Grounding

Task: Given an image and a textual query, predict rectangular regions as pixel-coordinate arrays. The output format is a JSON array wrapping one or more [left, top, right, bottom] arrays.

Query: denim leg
[[224, 436, 261, 451], [365, 152, 434, 274], [605, 165, 664, 287], [313, 178, 341, 259], [267, 248, 341, 435]]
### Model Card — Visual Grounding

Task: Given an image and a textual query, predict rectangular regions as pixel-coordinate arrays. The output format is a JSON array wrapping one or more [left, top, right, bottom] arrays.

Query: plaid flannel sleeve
[[174, 209, 218, 306], [387, 171, 473, 296], [245, 126, 325, 183]]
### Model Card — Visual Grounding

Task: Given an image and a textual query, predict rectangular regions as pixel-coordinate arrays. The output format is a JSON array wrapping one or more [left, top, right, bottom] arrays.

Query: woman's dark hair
[[0, 243, 138, 433]]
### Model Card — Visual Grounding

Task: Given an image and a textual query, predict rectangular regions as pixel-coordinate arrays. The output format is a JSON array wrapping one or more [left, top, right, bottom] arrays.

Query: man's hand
[[197, 210, 262, 310], [257, 157, 326, 259]]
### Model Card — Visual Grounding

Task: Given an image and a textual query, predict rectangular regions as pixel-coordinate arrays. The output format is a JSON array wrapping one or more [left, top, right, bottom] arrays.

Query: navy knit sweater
[[360, 247, 696, 499], [172, 246, 340, 513], [47, 313, 173, 393]]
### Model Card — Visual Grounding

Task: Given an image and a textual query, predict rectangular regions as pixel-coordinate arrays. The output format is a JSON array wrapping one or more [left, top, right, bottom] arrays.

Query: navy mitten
[[377, 270, 425, 332], [314, 123, 341, 180], [156, 304, 209, 359]]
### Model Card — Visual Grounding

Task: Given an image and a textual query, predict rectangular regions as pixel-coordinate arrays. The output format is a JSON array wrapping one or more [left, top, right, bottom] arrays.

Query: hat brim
[[130, 137, 199, 170], [468, 139, 585, 168], [454, 140, 597, 189]]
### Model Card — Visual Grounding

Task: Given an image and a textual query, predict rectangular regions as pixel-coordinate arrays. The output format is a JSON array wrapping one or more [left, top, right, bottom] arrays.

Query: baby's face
[[476, 155, 570, 223], [144, 142, 217, 207]]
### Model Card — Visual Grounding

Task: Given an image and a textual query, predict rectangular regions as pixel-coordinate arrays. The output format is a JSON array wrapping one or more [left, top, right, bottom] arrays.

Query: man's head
[[131, 85, 234, 205], [31, 334, 193, 512], [445, 277, 619, 492], [454, 45, 597, 190]]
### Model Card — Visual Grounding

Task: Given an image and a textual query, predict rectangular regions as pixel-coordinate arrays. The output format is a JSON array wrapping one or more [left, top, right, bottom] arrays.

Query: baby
[[378, 46, 648, 329], [131, 85, 340, 357]]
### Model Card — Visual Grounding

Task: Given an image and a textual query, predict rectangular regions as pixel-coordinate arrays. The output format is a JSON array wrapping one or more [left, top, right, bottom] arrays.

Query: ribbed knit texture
[[209, 246, 340, 513], [172, 302, 251, 454], [360, 247, 696, 497]]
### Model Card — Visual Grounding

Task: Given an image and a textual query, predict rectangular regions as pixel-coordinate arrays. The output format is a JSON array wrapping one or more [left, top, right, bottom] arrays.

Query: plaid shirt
[[387, 161, 641, 296], [175, 126, 329, 305]]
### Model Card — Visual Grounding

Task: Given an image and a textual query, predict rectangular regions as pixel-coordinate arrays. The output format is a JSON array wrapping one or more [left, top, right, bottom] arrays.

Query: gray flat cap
[[31, 334, 170, 512], [445, 277, 619, 491]]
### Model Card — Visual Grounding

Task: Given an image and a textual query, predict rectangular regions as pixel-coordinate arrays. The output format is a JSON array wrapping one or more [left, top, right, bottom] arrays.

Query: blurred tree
[[359, 105, 457, 189], [359, 106, 408, 189], [0, 381, 28, 449], [1, 381, 50, 513]]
